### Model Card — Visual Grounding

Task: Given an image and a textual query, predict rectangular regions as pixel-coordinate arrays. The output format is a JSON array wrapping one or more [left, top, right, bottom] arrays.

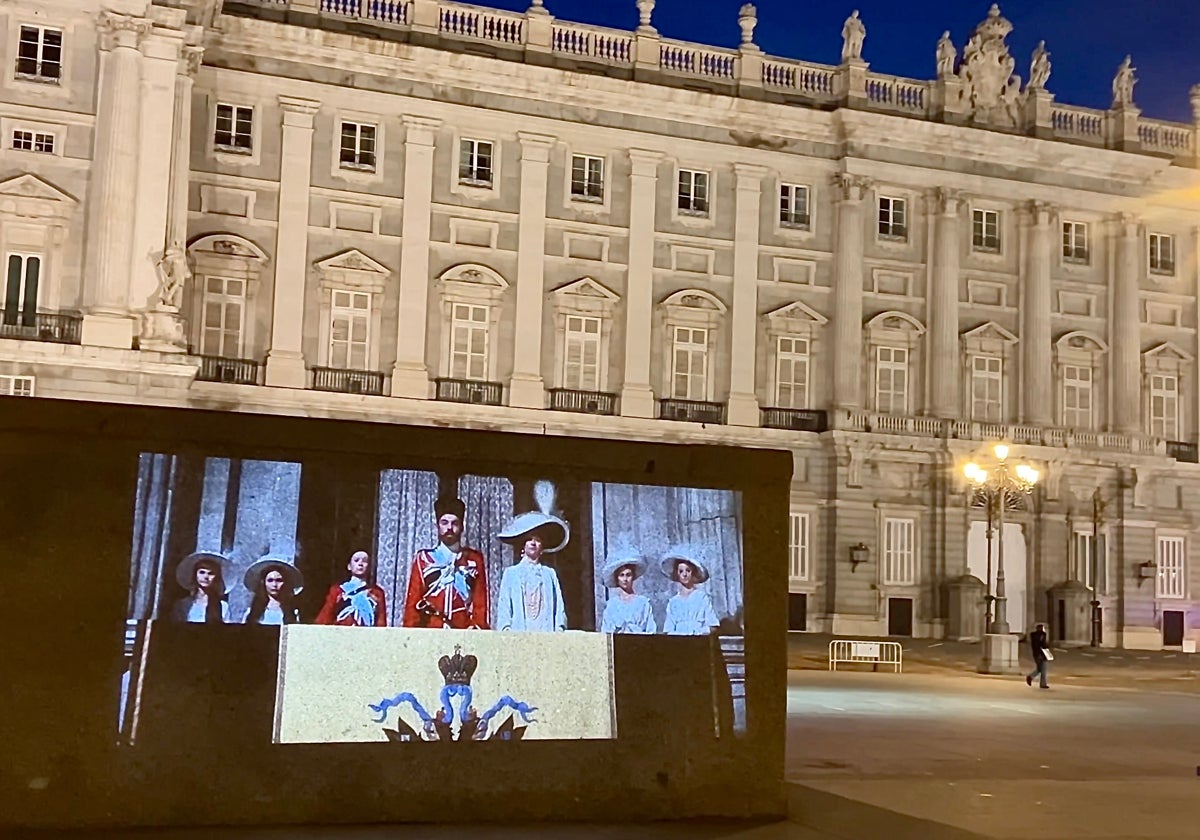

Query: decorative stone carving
[[846, 443, 880, 489], [183, 45, 204, 77], [738, 4, 757, 49], [1132, 466, 1153, 508], [153, 242, 188, 310], [1044, 460, 1065, 501], [841, 10, 866, 63], [831, 172, 870, 202], [933, 186, 961, 215], [936, 31, 956, 79], [956, 5, 1022, 128], [636, 0, 656, 34], [1112, 55, 1137, 108], [97, 12, 153, 52], [1028, 41, 1051, 91]]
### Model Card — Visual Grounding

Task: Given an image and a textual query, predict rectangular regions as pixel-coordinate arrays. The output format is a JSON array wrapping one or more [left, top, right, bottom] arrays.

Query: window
[[450, 303, 489, 380], [214, 103, 253, 153], [0, 374, 34, 396], [1061, 365, 1093, 430], [329, 290, 370, 370], [1149, 233, 1175, 275], [971, 355, 1003, 422], [1156, 536, 1185, 599], [677, 169, 709, 216], [972, 209, 1001, 251], [570, 154, 604, 201], [199, 277, 245, 358], [1149, 373, 1179, 439], [458, 139, 493, 186], [2, 254, 41, 327], [775, 336, 809, 408], [877, 196, 907, 239], [789, 511, 810, 581], [875, 346, 908, 414], [670, 326, 708, 400], [1062, 221, 1088, 263], [15, 26, 62, 83], [11, 129, 54, 154], [562, 315, 601, 391], [339, 121, 376, 171], [1072, 530, 1105, 592], [779, 183, 810, 228], [883, 517, 916, 585]]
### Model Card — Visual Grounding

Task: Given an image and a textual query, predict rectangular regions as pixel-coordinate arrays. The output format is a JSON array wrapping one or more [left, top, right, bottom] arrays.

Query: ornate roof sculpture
[[955, 4, 1022, 128]]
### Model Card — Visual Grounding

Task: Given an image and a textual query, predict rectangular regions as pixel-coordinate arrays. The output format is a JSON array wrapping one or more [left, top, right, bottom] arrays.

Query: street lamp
[[964, 444, 1039, 673]]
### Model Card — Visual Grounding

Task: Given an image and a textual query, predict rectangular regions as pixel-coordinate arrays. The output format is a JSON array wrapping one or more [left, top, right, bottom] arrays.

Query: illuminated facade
[[4, 0, 1200, 648]]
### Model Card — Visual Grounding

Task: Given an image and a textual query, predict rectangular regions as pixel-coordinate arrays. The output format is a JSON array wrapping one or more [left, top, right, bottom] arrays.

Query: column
[[165, 47, 202, 254], [929, 189, 961, 418], [81, 12, 152, 349], [1111, 214, 1142, 434], [264, 96, 320, 388], [619, 149, 663, 418], [726, 163, 766, 426], [390, 116, 441, 399], [508, 132, 555, 408], [1021, 202, 1054, 426], [830, 174, 868, 410]]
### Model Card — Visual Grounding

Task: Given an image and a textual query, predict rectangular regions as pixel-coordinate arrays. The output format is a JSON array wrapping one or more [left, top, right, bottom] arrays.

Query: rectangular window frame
[[877, 195, 907, 240], [458, 138, 495, 188], [338, 121, 377, 172], [450, 302, 491, 381], [15, 25, 62, 84], [779, 183, 811, 229], [0, 374, 35, 397], [1062, 220, 1089, 264], [970, 354, 1003, 422], [1156, 535, 1186, 599], [677, 168, 710, 217], [3, 252, 42, 327], [774, 335, 810, 409], [1149, 373, 1179, 440], [569, 154, 605, 203], [213, 102, 254, 154], [1149, 233, 1176, 276], [670, 325, 709, 401], [328, 289, 372, 372], [1061, 364, 1094, 430], [882, 517, 916, 586], [561, 314, 602, 392], [789, 511, 811, 582], [972, 208, 1002, 252], [10, 128, 55, 154], [874, 345, 909, 414], [199, 276, 247, 359]]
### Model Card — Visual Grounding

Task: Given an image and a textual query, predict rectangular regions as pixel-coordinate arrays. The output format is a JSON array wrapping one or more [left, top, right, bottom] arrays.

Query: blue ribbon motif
[[368, 692, 433, 724], [438, 683, 474, 724], [478, 695, 538, 729]]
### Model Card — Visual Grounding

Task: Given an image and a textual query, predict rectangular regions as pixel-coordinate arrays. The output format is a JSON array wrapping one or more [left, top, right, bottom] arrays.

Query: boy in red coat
[[315, 550, 387, 626]]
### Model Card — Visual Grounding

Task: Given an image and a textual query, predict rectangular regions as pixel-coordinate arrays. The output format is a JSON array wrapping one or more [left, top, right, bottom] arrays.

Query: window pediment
[[315, 248, 390, 294], [766, 300, 828, 329], [1054, 330, 1107, 359], [1144, 340, 1193, 373], [961, 321, 1018, 344], [0, 173, 77, 221], [865, 310, 925, 347], [187, 233, 268, 283], [661, 288, 727, 329], [438, 262, 508, 305], [551, 276, 619, 315]]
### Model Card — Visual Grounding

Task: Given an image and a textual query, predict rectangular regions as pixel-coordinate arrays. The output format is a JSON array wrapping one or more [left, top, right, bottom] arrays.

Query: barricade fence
[[828, 639, 903, 672]]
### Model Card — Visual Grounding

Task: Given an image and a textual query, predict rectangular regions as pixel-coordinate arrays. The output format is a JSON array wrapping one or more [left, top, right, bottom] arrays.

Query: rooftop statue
[[1112, 55, 1137, 108], [1028, 40, 1051, 91], [841, 10, 865, 63], [936, 31, 956, 80], [956, 4, 1021, 128]]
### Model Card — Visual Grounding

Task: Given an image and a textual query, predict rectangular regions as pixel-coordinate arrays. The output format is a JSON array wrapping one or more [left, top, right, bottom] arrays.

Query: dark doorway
[[887, 597, 913, 637], [1055, 599, 1066, 643], [1163, 610, 1185, 647], [788, 593, 807, 631]]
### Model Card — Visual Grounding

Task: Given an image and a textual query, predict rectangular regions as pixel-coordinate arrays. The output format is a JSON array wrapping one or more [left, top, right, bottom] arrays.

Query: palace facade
[[4, 0, 1200, 648]]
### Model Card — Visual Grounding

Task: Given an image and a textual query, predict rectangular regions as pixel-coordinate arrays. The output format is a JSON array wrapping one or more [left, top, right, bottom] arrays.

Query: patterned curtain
[[375, 469, 440, 626], [127, 453, 178, 620], [458, 474, 515, 615], [591, 483, 744, 633]]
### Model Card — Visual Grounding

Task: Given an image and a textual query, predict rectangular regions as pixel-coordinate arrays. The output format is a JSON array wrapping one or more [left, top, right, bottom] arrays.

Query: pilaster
[[391, 115, 441, 399], [1021, 202, 1054, 426], [727, 163, 765, 426], [508, 131, 556, 409], [830, 173, 869, 410], [264, 96, 320, 389], [620, 149, 663, 419], [929, 188, 961, 419], [1111, 214, 1142, 434]]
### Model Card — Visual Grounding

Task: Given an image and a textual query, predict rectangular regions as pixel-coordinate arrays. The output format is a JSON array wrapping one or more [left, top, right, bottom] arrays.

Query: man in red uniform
[[315, 550, 388, 626], [402, 496, 489, 629]]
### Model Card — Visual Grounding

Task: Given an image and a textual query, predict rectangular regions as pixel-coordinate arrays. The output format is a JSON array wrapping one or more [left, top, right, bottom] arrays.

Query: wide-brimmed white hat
[[497, 479, 570, 554], [660, 550, 710, 584], [243, 557, 304, 596], [601, 555, 645, 588], [174, 551, 229, 591]]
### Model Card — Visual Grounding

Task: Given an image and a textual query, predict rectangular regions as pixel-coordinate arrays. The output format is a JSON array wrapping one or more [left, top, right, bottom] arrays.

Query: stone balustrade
[[229, 0, 1200, 166], [833, 410, 1169, 458]]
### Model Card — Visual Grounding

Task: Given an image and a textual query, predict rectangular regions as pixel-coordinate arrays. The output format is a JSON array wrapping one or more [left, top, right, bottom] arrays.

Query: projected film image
[[119, 452, 746, 745]]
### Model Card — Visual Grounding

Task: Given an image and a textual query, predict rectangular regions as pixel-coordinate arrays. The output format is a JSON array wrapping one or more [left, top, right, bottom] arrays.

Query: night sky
[[488, 0, 1200, 123]]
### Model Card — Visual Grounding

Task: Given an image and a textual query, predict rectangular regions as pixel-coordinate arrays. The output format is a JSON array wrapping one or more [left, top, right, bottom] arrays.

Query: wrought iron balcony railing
[[435, 377, 504, 406], [0, 311, 82, 345], [311, 366, 386, 396], [658, 398, 726, 425], [761, 407, 828, 432], [196, 356, 261, 385], [1166, 441, 1199, 464], [548, 388, 617, 416]]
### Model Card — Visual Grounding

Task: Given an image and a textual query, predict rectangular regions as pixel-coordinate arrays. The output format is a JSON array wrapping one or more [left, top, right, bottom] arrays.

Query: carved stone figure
[[936, 31, 956, 79], [1028, 40, 1051, 91], [841, 10, 865, 63], [154, 242, 189, 310], [955, 4, 1022, 128], [1112, 55, 1137, 108]]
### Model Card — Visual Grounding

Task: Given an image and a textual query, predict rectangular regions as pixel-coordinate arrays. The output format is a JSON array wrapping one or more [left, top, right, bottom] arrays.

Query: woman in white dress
[[170, 551, 230, 624], [661, 551, 720, 636], [495, 481, 570, 632], [242, 557, 303, 625], [599, 555, 656, 634]]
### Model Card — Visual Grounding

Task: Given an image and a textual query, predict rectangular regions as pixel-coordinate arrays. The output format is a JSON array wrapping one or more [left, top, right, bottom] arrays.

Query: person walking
[[1026, 623, 1052, 689]]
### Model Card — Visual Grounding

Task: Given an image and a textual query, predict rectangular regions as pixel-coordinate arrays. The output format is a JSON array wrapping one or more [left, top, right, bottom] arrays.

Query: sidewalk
[[788, 632, 1200, 689]]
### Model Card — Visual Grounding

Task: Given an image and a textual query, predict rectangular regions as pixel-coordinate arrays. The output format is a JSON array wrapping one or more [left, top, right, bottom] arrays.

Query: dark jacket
[[1030, 628, 1049, 663]]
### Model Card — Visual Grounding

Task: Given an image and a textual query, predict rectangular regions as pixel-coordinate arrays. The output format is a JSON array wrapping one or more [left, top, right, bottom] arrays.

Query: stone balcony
[[230, 0, 1200, 167]]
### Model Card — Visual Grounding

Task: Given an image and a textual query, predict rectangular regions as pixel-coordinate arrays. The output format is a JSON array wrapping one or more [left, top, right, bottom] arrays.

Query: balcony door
[[3, 253, 40, 327]]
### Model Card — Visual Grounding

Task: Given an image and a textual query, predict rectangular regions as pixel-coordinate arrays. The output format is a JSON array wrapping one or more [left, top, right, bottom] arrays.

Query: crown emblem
[[437, 645, 478, 687]]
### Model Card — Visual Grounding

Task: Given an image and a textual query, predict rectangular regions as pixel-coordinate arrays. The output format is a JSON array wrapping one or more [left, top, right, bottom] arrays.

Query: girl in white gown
[[170, 551, 229, 624], [242, 557, 303, 625], [661, 552, 720, 636], [599, 556, 656, 634]]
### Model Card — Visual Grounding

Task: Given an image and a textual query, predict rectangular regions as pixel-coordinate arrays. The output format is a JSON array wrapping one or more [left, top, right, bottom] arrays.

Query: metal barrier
[[828, 640, 903, 673]]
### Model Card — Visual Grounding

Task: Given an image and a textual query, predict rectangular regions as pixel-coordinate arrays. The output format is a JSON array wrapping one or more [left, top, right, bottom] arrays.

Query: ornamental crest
[[956, 4, 1021, 128]]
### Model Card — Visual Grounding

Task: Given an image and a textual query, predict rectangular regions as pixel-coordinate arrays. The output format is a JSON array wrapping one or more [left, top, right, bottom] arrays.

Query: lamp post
[[1091, 486, 1104, 647], [964, 444, 1039, 672]]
